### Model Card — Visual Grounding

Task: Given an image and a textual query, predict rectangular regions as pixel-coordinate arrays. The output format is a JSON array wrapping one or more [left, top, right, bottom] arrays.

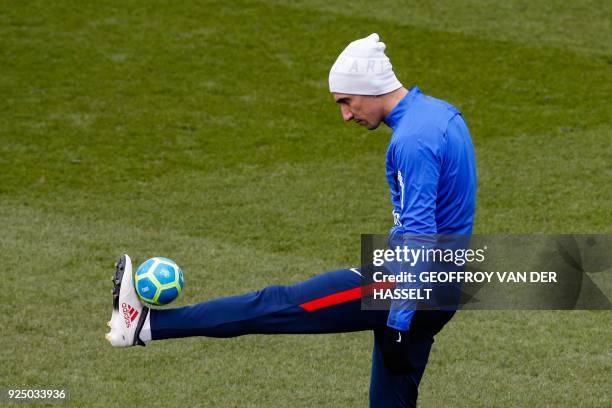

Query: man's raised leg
[[146, 267, 387, 340]]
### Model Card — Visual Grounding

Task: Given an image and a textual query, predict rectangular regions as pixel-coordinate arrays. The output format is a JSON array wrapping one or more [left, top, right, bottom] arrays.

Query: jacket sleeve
[[387, 132, 442, 331]]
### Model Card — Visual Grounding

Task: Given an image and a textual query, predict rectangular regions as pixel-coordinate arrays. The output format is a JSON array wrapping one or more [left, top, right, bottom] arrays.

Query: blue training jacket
[[384, 86, 477, 330]]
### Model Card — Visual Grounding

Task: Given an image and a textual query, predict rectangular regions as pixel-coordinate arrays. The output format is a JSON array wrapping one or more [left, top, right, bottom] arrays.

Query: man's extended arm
[[386, 132, 441, 331]]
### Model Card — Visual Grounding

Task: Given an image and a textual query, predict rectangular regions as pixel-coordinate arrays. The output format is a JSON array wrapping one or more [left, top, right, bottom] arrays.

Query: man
[[106, 33, 476, 407]]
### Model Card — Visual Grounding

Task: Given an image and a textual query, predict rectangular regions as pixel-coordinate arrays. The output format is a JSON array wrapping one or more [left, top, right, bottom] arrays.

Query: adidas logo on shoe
[[122, 302, 139, 327]]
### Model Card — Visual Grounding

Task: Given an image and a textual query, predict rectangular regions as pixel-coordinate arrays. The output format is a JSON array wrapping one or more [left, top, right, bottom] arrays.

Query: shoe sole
[[112, 255, 126, 312]]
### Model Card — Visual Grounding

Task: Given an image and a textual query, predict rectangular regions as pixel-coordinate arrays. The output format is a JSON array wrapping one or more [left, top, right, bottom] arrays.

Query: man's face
[[333, 93, 384, 130]]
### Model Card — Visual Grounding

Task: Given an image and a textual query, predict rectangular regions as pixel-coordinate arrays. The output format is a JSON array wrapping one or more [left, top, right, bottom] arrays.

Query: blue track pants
[[150, 268, 454, 407]]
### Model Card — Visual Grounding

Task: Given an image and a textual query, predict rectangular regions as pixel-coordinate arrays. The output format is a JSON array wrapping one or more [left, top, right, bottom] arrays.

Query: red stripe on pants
[[299, 282, 395, 312]]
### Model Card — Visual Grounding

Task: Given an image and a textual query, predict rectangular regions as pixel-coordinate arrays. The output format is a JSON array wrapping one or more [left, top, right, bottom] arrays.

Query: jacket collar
[[384, 86, 421, 131]]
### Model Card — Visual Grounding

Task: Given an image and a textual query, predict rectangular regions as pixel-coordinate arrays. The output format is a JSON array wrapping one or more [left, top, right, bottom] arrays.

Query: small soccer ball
[[135, 257, 184, 306]]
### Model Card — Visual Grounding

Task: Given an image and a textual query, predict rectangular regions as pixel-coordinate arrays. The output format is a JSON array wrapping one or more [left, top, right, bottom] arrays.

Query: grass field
[[1, 0, 611, 406]]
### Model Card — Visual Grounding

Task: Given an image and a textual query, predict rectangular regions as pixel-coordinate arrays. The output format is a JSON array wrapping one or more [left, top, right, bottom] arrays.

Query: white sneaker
[[105, 254, 149, 347]]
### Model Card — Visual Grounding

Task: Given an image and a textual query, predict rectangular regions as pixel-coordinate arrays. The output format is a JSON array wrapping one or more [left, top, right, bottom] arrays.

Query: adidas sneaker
[[105, 254, 149, 347]]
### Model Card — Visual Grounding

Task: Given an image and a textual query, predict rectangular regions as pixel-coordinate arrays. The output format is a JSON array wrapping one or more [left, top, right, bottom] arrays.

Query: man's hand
[[381, 326, 413, 375]]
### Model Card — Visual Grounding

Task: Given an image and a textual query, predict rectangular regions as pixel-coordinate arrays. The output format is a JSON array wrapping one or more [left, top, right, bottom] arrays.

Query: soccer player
[[106, 33, 476, 407]]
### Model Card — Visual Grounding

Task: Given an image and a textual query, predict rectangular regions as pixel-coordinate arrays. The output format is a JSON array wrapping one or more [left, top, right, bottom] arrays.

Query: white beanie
[[329, 33, 402, 96]]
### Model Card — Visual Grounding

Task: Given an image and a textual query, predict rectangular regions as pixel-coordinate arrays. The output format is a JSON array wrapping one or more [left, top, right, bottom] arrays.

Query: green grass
[[1, 0, 610, 406]]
